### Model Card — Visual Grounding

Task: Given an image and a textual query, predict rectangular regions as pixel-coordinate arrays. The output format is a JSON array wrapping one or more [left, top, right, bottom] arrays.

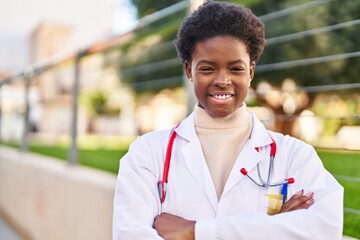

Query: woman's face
[[185, 36, 255, 118]]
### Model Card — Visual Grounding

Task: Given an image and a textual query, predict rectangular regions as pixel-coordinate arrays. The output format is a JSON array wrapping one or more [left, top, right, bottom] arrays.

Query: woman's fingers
[[153, 213, 195, 240], [279, 190, 314, 213]]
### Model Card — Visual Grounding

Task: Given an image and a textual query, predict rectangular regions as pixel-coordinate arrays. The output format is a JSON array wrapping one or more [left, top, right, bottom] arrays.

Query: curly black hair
[[175, 1, 266, 64]]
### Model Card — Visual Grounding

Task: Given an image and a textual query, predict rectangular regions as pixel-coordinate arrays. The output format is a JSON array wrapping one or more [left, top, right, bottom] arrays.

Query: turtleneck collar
[[194, 103, 251, 129]]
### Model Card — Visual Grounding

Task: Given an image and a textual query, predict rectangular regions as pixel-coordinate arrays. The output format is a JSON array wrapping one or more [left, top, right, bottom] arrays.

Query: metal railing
[[0, 0, 190, 164]]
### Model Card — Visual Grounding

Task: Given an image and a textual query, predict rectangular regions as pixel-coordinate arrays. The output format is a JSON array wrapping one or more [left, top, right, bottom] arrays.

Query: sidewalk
[[0, 217, 20, 240], [343, 236, 359, 240], [0, 217, 358, 240]]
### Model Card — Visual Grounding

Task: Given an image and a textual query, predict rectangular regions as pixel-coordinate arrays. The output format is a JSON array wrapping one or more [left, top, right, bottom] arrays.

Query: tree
[[249, 0, 360, 135]]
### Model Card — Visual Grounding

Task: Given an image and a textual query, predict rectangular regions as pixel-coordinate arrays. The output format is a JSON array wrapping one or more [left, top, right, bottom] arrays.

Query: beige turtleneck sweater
[[194, 105, 253, 200]]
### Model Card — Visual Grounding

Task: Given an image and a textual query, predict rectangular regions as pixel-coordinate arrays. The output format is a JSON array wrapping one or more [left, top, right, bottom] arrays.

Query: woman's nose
[[214, 72, 231, 87]]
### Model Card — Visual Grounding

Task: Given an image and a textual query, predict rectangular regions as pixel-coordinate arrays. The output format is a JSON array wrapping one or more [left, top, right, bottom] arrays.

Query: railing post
[[0, 85, 2, 143], [21, 72, 32, 152], [68, 51, 84, 165]]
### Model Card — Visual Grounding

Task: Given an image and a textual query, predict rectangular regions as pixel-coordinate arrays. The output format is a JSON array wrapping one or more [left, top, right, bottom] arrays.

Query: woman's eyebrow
[[196, 60, 215, 65], [228, 59, 246, 65], [195, 59, 247, 67]]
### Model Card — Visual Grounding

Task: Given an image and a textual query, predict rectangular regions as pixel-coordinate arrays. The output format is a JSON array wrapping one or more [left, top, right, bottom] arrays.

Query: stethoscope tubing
[[245, 172, 291, 187], [159, 124, 294, 203]]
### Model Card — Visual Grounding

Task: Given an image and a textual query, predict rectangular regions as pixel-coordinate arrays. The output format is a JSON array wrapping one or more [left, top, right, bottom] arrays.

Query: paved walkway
[[0, 216, 358, 239], [0, 218, 20, 240], [343, 236, 359, 240]]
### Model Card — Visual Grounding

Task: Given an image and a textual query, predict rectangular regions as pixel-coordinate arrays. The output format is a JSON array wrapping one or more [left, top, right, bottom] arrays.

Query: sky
[[113, 0, 138, 34]]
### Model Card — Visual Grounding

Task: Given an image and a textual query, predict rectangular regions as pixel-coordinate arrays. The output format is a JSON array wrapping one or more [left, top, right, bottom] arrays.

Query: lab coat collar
[[174, 112, 196, 141], [249, 114, 273, 147]]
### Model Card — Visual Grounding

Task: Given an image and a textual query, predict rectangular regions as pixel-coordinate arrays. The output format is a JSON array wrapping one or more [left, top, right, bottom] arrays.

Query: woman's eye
[[199, 67, 214, 72], [231, 67, 244, 72]]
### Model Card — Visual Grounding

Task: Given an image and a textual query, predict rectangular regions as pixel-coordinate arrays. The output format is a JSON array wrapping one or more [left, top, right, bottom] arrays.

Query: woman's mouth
[[210, 94, 234, 100]]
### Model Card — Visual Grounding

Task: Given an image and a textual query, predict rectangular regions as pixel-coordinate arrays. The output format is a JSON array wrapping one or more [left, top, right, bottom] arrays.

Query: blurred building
[[0, 0, 115, 73], [30, 22, 75, 139], [0, 0, 118, 142]]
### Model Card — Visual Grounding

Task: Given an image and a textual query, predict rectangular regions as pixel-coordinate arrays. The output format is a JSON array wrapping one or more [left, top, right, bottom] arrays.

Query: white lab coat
[[113, 112, 343, 240]]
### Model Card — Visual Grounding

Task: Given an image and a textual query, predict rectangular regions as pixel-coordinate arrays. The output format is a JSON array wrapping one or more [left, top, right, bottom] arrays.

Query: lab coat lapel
[[222, 139, 260, 195], [222, 114, 273, 195], [176, 114, 218, 212]]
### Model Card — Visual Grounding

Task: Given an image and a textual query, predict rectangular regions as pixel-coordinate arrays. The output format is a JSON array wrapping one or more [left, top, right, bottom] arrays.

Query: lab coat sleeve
[[195, 136, 343, 240], [113, 135, 164, 240]]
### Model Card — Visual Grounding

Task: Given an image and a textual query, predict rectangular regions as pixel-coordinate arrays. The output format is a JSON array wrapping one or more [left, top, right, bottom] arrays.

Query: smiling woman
[[112, 2, 344, 239]]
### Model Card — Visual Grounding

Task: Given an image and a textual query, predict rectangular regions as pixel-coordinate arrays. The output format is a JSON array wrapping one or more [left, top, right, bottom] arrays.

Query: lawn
[[2, 141, 129, 174], [1, 143, 359, 238], [317, 149, 360, 238]]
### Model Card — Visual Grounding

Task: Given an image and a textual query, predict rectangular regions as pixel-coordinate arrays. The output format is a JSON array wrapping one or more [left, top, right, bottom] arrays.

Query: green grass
[[1, 143, 359, 238], [317, 149, 360, 177], [2, 142, 128, 174], [317, 149, 360, 238], [78, 149, 127, 174]]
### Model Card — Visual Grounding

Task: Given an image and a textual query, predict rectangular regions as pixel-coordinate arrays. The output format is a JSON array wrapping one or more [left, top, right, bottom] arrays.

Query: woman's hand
[[153, 213, 195, 240], [279, 189, 314, 213]]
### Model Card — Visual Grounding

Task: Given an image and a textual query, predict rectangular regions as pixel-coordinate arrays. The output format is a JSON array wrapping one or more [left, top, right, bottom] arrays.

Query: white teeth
[[213, 94, 232, 100]]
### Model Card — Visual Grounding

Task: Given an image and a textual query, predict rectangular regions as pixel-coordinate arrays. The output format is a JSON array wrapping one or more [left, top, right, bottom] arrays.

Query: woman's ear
[[250, 61, 256, 80], [184, 61, 192, 81]]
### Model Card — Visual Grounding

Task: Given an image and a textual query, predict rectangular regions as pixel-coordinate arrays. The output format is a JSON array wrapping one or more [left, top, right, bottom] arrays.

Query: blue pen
[[281, 182, 288, 204]]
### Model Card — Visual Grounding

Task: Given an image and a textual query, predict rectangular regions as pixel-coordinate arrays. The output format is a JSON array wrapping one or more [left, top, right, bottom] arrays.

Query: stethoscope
[[158, 125, 295, 203]]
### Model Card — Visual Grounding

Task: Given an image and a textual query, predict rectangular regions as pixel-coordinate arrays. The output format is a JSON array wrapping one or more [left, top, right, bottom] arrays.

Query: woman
[[113, 2, 343, 239]]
